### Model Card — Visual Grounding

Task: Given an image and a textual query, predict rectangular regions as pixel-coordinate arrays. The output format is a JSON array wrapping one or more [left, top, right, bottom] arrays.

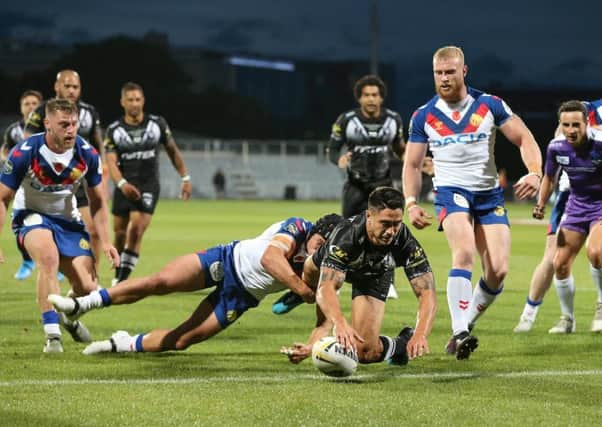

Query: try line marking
[[1, 369, 601, 386]]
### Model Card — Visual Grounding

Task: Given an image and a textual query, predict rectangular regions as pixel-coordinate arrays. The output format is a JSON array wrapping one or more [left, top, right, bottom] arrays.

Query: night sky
[[2, 0, 602, 89]]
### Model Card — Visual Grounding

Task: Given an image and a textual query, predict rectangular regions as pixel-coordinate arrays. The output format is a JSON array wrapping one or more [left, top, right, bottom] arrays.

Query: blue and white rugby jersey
[[585, 99, 602, 126], [0, 133, 102, 221], [409, 87, 513, 191], [233, 217, 313, 301]]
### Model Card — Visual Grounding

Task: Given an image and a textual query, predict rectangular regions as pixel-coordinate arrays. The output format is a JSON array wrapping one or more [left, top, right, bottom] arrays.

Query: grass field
[[1, 200, 600, 426]]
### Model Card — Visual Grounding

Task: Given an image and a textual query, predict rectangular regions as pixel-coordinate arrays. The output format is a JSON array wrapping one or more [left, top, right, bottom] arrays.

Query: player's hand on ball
[[280, 343, 311, 364], [532, 204, 545, 220]]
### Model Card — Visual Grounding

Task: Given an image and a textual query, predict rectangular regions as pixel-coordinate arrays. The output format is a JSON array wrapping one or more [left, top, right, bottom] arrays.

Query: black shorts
[[351, 270, 393, 302], [112, 187, 160, 217], [75, 186, 89, 208]]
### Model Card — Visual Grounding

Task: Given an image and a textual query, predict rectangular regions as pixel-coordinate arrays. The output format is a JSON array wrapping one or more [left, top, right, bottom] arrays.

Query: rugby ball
[[311, 336, 358, 377]]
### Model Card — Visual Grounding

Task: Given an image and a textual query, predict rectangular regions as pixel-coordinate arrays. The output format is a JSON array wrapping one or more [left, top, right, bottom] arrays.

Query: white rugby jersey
[[409, 87, 513, 191], [1, 133, 102, 220], [233, 217, 313, 301]]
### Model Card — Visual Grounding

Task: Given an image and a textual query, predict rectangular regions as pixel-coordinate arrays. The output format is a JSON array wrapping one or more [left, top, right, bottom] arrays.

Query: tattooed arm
[[316, 265, 364, 351], [407, 271, 437, 359]]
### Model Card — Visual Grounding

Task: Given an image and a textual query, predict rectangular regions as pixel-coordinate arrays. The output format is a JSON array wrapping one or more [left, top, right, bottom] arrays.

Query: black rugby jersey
[[3, 120, 26, 151], [104, 114, 172, 186], [312, 215, 431, 285], [327, 108, 403, 186], [25, 100, 102, 150]]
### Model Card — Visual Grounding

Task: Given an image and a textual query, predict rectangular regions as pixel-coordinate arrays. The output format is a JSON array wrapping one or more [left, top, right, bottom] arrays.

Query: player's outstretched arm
[[407, 271, 437, 360], [316, 266, 363, 351], [281, 302, 333, 364]]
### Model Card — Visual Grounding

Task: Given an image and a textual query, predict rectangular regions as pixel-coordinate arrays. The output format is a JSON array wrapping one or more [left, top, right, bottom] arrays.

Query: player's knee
[[490, 264, 509, 284], [147, 272, 172, 295], [586, 246, 602, 268], [554, 260, 571, 278], [35, 253, 60, 273]]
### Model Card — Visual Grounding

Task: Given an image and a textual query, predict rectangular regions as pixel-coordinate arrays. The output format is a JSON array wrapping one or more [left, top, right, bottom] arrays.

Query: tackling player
[[48, 214, 343, 354]]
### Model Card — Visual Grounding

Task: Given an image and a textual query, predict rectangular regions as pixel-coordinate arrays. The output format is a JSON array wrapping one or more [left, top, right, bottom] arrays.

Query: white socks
[[590, 264, 602, 303], [554, 275, 575, 319], [447, 270, 473, 336]]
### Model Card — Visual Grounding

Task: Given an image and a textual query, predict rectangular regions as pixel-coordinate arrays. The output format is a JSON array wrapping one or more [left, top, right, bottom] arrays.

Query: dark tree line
[[1, 34, 277, 138]]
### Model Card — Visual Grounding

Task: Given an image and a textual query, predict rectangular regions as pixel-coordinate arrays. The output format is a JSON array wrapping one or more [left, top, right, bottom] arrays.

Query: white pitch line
[[1, 369, 601, 387]]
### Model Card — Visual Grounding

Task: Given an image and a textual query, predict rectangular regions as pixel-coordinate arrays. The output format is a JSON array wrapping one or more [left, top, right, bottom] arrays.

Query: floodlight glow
[[228, 56, 295, 72]]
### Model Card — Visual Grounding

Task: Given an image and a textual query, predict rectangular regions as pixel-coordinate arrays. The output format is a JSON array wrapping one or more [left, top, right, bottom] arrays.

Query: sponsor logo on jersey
[[209, 261, 224, 282], [79, 238, 90, 250], [286, 223, 299, 235], [2, 160, 13, 174], [331, 123, 342, 136], [494, 206, 505, 216], [469, 113, 483, 127], [555, 156, 569, 165], [453, 193, 469, 208], [431, 132, 488, 148], [121, 150, 156, 160], [23, 213, 43, 226], [226, 310, 238, 322], [329, 245, 348, 262]]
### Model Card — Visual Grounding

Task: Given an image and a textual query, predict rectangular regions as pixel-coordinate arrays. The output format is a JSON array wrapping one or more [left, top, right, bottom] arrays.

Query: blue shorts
[[12, 209, 93, 259], [547, 190, 569, 235], [197, 242, 259, 328], [434, 186, 508, 231]]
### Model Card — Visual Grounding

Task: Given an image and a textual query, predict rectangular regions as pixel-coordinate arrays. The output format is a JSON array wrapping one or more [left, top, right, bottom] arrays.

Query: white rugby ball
[[311, 336, 358, 377]]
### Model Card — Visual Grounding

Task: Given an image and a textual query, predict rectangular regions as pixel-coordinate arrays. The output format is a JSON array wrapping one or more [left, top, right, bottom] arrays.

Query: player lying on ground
[[49, 214, 343, 354]]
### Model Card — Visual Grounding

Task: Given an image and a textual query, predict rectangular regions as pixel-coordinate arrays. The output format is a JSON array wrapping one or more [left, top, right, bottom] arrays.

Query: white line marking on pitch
[[1, 370, 601, 387]]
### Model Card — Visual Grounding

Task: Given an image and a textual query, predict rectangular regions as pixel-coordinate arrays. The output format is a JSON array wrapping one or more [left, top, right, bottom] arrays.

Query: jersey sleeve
[[81, 139, 103, 187], [24, 105, 45, 135], [327, 113, 348, 165], [394, 113, 404, 143], [486, 95, 513, 126], [313, 223, 356, 274], [408, 108, 429, 143], [276, 217, 312, 248], [0, 141, 32, 190], [103, 124, 117, 153], [90, 107, 102, 147], [158, 116, 173, 145], [393, 226, 432, 281], [588, 100, 602, 126], [2, 124, 15, 151], [543, 142, 560, 178]]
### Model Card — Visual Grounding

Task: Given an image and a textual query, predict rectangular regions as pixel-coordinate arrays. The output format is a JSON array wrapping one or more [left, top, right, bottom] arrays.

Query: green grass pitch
[[1, 200, 600, 426]]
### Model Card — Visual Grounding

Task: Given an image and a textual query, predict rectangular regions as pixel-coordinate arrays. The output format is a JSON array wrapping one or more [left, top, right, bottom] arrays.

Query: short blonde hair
[[433, 46, 465, 63]]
